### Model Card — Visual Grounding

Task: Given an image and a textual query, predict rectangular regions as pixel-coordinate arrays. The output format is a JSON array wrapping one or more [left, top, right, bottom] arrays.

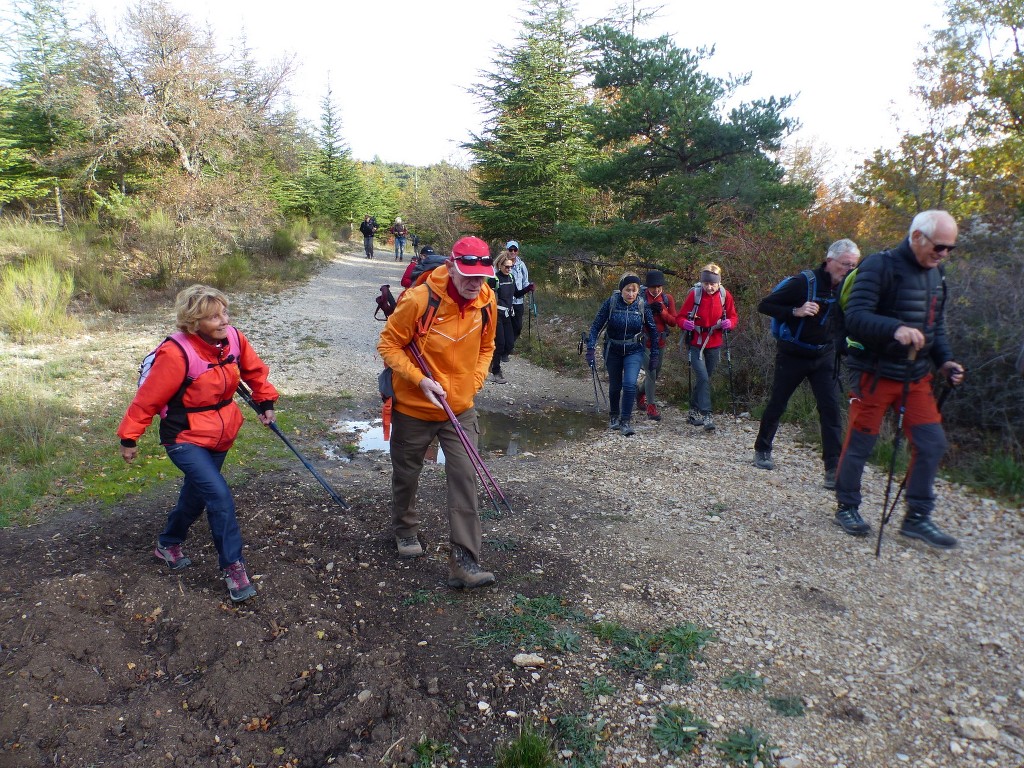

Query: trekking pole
[[527, 299, 533, 348], [235, 382, 349, 510], [875, 348, 917, 558], [881, 379, 959, 527], [407, 341, 513, 515], [531, 294, 540, 342], [579, 333, 606, 412], [724, 329, 736, 418]]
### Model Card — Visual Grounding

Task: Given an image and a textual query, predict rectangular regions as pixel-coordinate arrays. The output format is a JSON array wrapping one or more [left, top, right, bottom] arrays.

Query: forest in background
[[1, 0, 1022, 503]]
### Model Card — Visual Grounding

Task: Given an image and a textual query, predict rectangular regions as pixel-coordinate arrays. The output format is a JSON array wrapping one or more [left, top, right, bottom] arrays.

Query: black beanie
[[645, 270, 665, 287], [619, 274, 641, 291]]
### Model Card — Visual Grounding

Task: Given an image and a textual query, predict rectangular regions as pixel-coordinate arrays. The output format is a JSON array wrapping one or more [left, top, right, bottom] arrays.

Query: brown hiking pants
[[390, 408, 482, 562]]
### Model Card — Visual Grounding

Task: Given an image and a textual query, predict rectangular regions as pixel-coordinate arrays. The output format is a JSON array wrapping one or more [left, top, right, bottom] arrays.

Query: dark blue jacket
[[588, 292, 660, 365], [844, 238, 952, 382]]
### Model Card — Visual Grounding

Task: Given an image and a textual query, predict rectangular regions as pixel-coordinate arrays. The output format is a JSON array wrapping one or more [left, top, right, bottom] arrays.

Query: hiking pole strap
[[235, 382, 349, 509]]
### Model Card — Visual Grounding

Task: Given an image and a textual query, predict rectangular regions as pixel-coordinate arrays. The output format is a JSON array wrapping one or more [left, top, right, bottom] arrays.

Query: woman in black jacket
[[489, 251, 517, 383]]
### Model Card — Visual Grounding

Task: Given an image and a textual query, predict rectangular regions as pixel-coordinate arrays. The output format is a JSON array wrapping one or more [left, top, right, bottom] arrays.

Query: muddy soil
[[1, 249, 1022, 768]]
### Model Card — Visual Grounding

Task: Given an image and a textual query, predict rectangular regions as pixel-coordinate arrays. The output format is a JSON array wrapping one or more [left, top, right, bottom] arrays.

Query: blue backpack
[[769, 269, 833, 352]]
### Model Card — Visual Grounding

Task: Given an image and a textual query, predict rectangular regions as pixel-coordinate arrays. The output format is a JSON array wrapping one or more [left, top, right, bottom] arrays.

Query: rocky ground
[[1, 248, 1022, 768]]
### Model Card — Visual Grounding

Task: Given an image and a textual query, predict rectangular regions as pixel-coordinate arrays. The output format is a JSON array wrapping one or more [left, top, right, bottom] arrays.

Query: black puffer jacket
[[844, 239, 952, 381]]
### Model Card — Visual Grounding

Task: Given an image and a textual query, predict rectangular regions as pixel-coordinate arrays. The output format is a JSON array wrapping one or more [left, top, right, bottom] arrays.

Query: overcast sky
[[80, 0, 946, 175]]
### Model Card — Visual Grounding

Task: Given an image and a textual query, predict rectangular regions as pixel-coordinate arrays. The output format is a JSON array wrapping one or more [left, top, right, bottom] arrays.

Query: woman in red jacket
[[118, 285, 278, 603], [676, 263, 738, 432]]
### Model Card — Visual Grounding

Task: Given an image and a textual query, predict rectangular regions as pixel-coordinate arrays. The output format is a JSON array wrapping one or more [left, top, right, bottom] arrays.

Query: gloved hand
[[720, 318, 734, 331], [526, 283, 536, 293], [649, 355, 660, 373], [586, 347, 596, 367], [681, 318, 696, 331], [651, 301, 664, 314]]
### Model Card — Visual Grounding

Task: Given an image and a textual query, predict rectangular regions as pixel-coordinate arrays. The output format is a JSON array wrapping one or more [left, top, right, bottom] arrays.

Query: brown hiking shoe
[[396, 535, 424, 558], [447, 545, 495, 589]]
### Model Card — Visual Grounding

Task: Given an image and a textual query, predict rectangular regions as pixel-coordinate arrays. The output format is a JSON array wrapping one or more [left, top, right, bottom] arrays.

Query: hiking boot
[[619, 420, 635, 436], [636, 393, 646, 410], [899, 515, 957, 549], [609, 415, 620, 430], [646, 403, 661, 421], [154, 543, 191, 570], [823, 468, 837, 490], [396, 535, 424, 558], [687, 409, 703, 426], [501, 355, 510, 363], [490, 372, 507, 384], [753, 450, 775, 470], [834, 505, 871, 536], [447, 545, 495, 589], [223, 561, 257, 603], [702, 413, 715, 432]]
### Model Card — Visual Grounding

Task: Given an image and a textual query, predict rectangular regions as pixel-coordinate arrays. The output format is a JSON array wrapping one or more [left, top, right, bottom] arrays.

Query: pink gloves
[[681, 319, 696, 331], [720, 318, 734, 331]]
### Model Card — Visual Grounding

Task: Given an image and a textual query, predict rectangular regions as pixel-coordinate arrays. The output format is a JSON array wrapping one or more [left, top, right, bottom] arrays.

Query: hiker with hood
[[117, 285, 278, 604], [676, 263, 738, 432], [377, 236, 498, 589], [753, 239, 861, 487], [585, 273, 661, 437], [401, 246, 445, 289], [637, 270, 677, 422], [488, 249, 517, 383], [359, 215, 378, 258], [833, 210, 964, 548]]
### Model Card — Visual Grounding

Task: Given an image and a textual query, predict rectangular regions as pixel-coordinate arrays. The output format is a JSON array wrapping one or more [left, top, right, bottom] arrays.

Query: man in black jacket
[[834, 210, 965, 548], [359, 215, 378, 259], [754, 239, 861, 487]]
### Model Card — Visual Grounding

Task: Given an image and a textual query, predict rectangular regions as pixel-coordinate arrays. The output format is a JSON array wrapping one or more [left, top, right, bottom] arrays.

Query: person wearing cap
[[401, 246, 442, 289], [638, 270, 678, 422], [487, 249, 517, 383], [585, 273, 661, 437], [676, 263, 738, 432], [391, 217, 409, 261], [504, 240, 534, 351], [377, 236, 498, 589]]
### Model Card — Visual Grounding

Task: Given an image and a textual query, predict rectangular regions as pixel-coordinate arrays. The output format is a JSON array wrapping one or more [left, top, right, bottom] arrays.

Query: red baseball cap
[[450, 236, 495, 278]]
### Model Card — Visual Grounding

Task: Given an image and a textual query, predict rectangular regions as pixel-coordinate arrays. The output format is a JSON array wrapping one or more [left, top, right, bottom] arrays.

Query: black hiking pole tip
[[236, 382, 349, 510], [875, 348, 917, 557]]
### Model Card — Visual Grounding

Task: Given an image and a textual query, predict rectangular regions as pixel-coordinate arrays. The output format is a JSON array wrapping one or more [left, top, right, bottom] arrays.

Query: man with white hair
[[833, 210, 965, 548], [754, 238, 861, 487], [391, 217, 409, 261]]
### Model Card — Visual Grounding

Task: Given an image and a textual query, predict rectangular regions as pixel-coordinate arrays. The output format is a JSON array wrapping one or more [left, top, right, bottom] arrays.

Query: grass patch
[[471, 594, 585, 650], [767, 695, 805, 717], [714, 726, 778, 767], [411, 737, 452, 767], [552, 712, 605, 768], [485, 537, 519, 552], [720, 670, 765, 692], [76, 260, 134, 312], [211, 251, 253, 290], [0, 219, 73, 268], [590, 621, 716, 684], [494, 723, 557, 768], [651, 705, 709, 755], [581, 675, 615, 700], [0, 257, 79, 340]]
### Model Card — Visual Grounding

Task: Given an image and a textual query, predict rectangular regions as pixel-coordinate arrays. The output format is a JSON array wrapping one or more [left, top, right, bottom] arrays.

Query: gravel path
[[233, 246, 1024, 767]]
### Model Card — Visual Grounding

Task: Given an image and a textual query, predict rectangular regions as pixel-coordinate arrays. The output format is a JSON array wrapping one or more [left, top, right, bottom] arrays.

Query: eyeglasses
[[454, 256, 494, 266], [922, 233, 956, 254]]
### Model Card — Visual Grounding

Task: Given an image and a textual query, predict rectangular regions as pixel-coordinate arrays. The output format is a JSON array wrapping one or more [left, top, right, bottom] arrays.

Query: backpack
[[603, 289, 647, 345], [138, 327, 241, 419], [769, 269, 833, 352], [376, 258, 446, 320], [377, 286, 491, 439], [375, 285, 397, 320], [679, 283, 726, 350]]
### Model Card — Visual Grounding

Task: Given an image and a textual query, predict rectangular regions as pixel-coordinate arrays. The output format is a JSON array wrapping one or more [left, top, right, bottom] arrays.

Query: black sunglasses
[[455, 256, 494, 266], [507, 247, 519, 252], [922, 233, 956, 254]]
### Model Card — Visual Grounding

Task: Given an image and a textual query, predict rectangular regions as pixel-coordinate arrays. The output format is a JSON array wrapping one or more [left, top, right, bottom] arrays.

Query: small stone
[[949, 741, 964, 755], [956, 716, 999, 740], [779, 759, 803, 768], [356, 689, 372, 703], [513, 653, 545, 667], [478, 701, 490, 712]]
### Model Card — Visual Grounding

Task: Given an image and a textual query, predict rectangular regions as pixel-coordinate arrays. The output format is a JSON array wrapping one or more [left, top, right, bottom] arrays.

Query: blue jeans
[[162, 443, 243, 569], [394, 237, 406, 260], [688, 346, 721, 414], [605, 343, 644, 422]]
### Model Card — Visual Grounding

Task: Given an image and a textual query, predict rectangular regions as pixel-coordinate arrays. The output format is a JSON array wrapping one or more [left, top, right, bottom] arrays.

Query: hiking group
[[119, 209, 970, 603]]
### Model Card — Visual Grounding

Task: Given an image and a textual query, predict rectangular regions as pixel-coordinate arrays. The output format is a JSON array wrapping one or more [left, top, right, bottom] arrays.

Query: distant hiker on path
[[833, 210, 965, 548], [676, 263, 738, 433], [753, 239, 861, 487], [377, 236, 498, 589], [586, 273, 660, 437], [505, 240, 531, 347], [488, 249, 516, 383], [360, 215, 378, 259], [118, 285, 279, 603], [637, 269, 677, 422], [391, 217, 409, 261]]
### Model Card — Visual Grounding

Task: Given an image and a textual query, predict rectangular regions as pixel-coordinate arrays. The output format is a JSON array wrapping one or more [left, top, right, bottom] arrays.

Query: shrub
[[270, 227, 298, 258], [0, 219, 73, 269], [0, 257, 79, 340], [494, 724, 557, 768], [76, 261, 133, 312], [0, 369, 70, 464], [211, 251, 253, 290]]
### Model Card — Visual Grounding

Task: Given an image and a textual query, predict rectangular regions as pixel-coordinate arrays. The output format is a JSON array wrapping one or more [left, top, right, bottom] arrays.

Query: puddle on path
[[331, 407, 604, 463]]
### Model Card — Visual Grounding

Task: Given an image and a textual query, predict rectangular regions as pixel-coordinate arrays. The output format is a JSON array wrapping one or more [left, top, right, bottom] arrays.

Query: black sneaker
[[823, 468, 837, 490], [620, 421, 635, 436], [834, 505, 871, 536], [899, 517, 957, 549], [609, 415, 620, 430], [753, 450, 775, 470]]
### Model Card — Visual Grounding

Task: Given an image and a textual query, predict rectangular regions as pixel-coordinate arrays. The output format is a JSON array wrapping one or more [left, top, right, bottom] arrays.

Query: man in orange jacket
[[377, 236, 498, 588]]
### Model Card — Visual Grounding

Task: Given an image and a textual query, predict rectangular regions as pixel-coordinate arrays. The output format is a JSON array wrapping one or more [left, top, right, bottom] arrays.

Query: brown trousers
[[390, 408, 482, 562]]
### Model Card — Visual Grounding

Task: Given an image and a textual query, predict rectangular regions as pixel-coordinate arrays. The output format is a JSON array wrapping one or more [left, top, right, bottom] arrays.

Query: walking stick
[[579, 333, 607, 412], [235, 382, 349, 509], [875, 348, 917, 557], [724, 329, 736, 418], [407, 341, 513, 515]]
